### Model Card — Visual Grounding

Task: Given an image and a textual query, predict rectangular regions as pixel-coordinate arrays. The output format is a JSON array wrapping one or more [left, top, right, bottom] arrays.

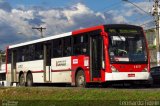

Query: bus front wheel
[[76, 70, 86, 87]]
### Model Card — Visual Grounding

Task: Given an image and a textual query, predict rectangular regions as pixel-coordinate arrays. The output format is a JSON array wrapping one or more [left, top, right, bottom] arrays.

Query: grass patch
[[0, 87, 160, 106], [0, 87, 160, 100]]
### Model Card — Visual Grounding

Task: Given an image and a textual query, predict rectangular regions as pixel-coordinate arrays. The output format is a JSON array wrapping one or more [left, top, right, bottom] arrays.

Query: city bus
[[6, 24, 151, 87]]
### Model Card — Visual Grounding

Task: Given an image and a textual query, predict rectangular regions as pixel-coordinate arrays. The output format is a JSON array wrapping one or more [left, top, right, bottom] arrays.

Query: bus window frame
[[72, 34, 89, 56]]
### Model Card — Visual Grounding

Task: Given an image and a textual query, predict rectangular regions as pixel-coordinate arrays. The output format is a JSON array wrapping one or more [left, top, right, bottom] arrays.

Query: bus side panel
[[6, 64, 11, 84], [51, 57, 72, 83], [71, 55, 90, 85], [16, 60, 44, 83]]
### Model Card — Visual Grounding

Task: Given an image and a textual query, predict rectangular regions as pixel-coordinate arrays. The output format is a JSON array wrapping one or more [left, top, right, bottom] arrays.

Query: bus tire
[[144, 84, 152, 88], [76, 70, 86, 87], [102, 82, 112, 88], [19, 73, 25, 86], [10, 82, 13, 86], [26, 73, 33, 87]]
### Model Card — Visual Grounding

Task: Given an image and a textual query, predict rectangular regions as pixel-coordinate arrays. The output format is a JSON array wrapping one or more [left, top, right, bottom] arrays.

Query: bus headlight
[[111, 65, 119, 72], [142, 67, 148, 72]]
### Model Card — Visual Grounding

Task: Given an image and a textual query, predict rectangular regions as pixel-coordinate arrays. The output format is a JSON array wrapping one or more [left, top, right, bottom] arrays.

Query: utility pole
[[32, 27, 46, 38], [152, 0, 160, 66]]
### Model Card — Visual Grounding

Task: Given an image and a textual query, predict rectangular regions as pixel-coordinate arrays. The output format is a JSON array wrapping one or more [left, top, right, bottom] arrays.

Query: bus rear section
[[104, 25, 151, 85]]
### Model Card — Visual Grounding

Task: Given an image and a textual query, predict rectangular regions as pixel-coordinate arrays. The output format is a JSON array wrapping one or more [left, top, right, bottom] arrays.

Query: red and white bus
[[6, 24, 151, 87]]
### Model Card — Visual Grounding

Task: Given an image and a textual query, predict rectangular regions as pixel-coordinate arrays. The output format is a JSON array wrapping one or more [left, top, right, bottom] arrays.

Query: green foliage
[[148, 45, 156, 49], [0, 50, 5, 54]]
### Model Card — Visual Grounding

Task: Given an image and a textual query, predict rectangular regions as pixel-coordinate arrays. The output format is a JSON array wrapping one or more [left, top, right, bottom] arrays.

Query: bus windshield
[[106, 28, 147, 63]]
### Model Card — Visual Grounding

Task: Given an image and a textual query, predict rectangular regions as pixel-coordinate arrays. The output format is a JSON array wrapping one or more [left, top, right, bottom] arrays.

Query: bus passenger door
[[44, 43, 51, 82], [90, 35, 102, 81], [11, 50, 17, 83]]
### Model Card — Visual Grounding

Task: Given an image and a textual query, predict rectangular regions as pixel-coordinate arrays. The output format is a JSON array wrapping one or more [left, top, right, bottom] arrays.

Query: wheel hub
[[78, 75, 84, 86]]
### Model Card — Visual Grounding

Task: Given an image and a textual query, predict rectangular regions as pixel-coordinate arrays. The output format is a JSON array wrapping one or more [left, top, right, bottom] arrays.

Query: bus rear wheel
[[19, 74, 25, 86], [26, 73, 33, 87], [76, 70, 86, 87]]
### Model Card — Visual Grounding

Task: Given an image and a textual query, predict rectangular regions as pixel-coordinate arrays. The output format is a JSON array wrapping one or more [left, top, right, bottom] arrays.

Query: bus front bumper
[[105, 72, 150, 81]]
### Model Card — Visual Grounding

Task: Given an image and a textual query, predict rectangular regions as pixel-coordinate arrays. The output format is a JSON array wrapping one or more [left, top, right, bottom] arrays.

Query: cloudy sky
[[0, 0, 154, 50]]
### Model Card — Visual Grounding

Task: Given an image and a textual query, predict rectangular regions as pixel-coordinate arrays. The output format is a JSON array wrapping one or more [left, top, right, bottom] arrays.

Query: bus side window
[[17, 47, 23, 62], [22, 47, 27, 61], [63, 36, 72, 57], [82, 35, 88, 55], [25, 46, 29, 61], [52, 38, 62, 58], [73, 35, 89, 55], [29, 44, 35, 61], [7, 49, 11, 63], [73, 36, 81, 55], [35, 43, 43, 60], [17, 47, 27, 62]]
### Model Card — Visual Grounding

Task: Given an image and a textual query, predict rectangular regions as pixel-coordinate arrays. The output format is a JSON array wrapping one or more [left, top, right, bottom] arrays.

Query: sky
[[0, 0, 155, 50]]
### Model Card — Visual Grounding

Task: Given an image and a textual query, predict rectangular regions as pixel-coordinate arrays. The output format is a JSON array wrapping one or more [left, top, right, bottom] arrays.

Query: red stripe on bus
[[31, 71, 44, 73], [51, 69, 72, 72]]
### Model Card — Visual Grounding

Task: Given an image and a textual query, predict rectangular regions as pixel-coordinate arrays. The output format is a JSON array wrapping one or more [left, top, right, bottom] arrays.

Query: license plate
[[128, 74, 135, 77]]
